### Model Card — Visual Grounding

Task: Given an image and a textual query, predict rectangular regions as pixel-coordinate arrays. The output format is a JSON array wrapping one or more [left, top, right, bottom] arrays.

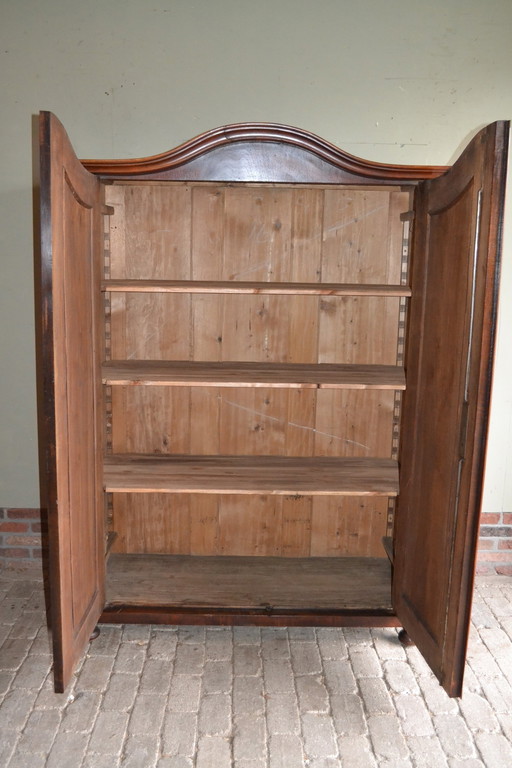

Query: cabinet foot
[[398, 629, 415, 647], [89, 626, 100, 641]]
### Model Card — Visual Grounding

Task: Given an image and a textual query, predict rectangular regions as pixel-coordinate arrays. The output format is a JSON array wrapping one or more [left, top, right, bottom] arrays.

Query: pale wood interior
[[105, 553, 394, 612], [104, 182, 410, 558]]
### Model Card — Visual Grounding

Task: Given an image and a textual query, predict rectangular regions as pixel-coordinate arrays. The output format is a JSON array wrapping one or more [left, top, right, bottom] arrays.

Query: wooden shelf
[[104, 553, 395, 614], [102, 279, 412, 297], [103, 455, 399, 496], [102, 360, 406, 390]]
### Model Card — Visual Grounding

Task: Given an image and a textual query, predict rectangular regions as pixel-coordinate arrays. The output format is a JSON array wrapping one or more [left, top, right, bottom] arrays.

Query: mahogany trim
[[82, 122, 448, 182]]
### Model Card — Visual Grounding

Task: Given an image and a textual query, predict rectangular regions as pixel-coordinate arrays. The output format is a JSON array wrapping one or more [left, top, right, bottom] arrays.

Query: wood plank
[[104, 455, 399, 495], [102, 279, 412, 296], [105, 553, 394, 612], [102, 361, 406, 389]]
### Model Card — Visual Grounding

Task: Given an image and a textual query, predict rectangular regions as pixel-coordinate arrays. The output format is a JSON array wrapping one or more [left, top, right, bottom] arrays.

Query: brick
[[358, 677, 395, 714], [406, 735, 448, 767], [383, 660, 420, 694], [168, 674, 201, 712], [0, 687, 38, 729], [174, 642, 205, 674], [178, 626, 205, 643], [497, 565, 512, 576], [5, 536, 40, 547], [88, 710, 129, 755], [498, 539, 512, 549], [12, 652, 51, 689], [113, 643, 146, 675], [372, 628, 406, 661], [82, 752, 124, 768], [269, 734, 305, 768], [233, 626, 260, 645], [77, 655, 115, 691], [417, 674, 459, 715], [88, 625, 123, 655], [394, 692, 434, 737], [301, 713, 338, 759], [480, 513, 501, 524], [157, 758, 193, 768], [323, 659, 357, 694], [233, 675, 264, 715], [1, 548, 30, 558], [0, 522, 29, 532], [263, 658, 294, 694], [205, 627, 232, 660], [476, 552, 512, 562], [0, 730, 17, 768], [234, 644, 261, 676], [162, 711, 198, 756], [148, 628, 178, 659], [316, 628, 348, 660], [296, 675, 330, 713], [503, 513, 512, 525], [233, 713, 266, 761], [128, 693, 167, 736], [9, 610, 46, 640], [101, 672, 139, 712], [139, 658, 173, 695], [198, 692, 231, 735], [196, 735, 232, 768], [367, 713, 408, 760], [5, 751, 47, 767], [290, 641, 322, 675], [202, 659, 232, 694], [348, 647, 383, 678], [45, 731, 89, 768], [480, 526, 512, 537], [6, 509, 40, 519], [120, 734, 159, 768], [337, 735, 377, 767], [266, 691, 300, 735], [288, 627, 316, 641], [61, 690, 102, 731], [458, 689, 500, 732], [122, 624, 152, 643], [474, 732, 512, 766], [433, 713, 476, 758], [343, 628, 373, 645], [261, 628, 290, 659], [477, 540, 495, 550], [0, 638, 32, 670], [330, 693, 366, 736], [16, 708, 60, 754]]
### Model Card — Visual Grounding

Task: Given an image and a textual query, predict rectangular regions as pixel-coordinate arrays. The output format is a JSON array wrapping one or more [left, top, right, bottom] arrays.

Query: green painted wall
[[1, 0, 511, 511]]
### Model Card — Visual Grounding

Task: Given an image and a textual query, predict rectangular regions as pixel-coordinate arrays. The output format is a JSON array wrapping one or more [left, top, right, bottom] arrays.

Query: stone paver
[[0, 567, 511, 766]]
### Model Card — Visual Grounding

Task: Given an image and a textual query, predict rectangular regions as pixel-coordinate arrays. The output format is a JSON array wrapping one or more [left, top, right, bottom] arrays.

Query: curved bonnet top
[[82, 123, 447, 184]]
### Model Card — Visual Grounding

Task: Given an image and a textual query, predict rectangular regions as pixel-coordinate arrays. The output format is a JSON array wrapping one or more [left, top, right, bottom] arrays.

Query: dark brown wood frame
[[38, 114, 508, 695]]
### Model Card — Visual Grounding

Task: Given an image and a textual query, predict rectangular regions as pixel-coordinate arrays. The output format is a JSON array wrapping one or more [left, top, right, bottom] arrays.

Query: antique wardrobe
[[37, 112, 509, 694]]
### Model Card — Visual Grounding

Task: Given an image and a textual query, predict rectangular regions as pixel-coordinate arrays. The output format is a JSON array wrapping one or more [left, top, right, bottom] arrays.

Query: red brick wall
[[0, 508, 47, 566], [1, 507, 511, 574]]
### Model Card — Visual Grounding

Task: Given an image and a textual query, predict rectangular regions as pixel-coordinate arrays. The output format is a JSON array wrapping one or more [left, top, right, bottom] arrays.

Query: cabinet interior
[[101, 181, 413, 616]]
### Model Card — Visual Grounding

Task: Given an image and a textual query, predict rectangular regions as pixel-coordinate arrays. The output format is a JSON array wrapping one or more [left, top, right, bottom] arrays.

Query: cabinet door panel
[[38, 112, 105, 692], [394, 122, 509, 696]]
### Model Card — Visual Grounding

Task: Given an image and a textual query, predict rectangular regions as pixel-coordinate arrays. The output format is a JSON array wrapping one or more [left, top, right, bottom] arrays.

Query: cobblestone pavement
[[1, 568, 512, 767]]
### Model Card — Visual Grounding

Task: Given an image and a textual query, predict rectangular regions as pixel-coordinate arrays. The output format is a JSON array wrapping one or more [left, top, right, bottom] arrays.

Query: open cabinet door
[[394, 121, 509, 696], [38, 112, 105, 692]]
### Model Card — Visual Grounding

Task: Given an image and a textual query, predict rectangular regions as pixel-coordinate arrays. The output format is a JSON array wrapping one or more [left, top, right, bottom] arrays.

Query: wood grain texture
[[105, 183, 408, 557], [394, 121, 509, 697], [38, 112, 105, 692], [104, 455, 399, 495], [102, 279, 412, 296], [82, 122, 446, 183], [105, 553, 394, 612], [102, 361, 406, 389]]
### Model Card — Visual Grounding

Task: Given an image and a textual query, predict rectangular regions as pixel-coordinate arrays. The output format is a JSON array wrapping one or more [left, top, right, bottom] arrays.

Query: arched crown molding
[[82, 122, 447, 183]]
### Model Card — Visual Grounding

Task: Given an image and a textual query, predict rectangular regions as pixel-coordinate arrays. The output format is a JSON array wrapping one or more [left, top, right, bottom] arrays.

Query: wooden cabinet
[[37, 113, 509, 695]]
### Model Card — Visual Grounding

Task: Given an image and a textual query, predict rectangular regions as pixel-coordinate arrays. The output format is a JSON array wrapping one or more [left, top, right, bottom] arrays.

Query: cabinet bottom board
[[102, 554, 397, 625]]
